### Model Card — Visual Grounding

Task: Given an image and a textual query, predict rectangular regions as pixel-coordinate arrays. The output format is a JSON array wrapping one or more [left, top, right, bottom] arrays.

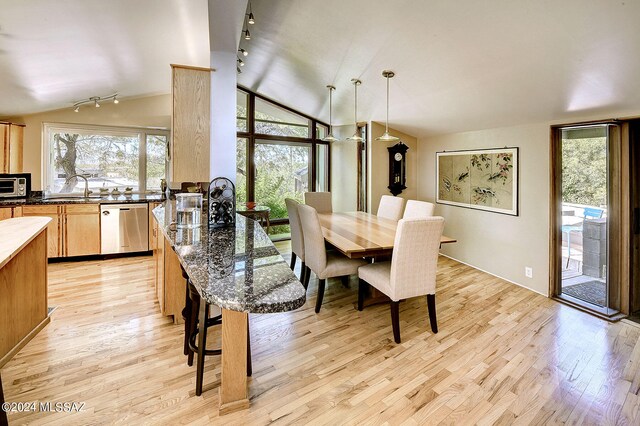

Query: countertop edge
[[0, 217, 52, 269]]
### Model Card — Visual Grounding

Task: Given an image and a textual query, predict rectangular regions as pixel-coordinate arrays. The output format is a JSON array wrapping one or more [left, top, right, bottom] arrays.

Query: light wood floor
[[3, 246, 640, 425]]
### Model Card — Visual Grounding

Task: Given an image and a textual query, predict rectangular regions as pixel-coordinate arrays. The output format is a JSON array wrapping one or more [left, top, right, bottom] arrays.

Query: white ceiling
[[238, 0, 640, 137], [2, 0, 640, 137], [0, 0, 210, 116]]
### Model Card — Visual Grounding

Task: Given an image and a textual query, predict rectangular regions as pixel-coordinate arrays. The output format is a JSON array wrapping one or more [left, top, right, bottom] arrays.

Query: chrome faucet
[[65, 174, 92, 197]]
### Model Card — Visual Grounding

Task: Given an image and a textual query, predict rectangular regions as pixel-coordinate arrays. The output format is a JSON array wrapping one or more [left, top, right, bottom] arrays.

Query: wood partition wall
[[549, 120, 632, 318]]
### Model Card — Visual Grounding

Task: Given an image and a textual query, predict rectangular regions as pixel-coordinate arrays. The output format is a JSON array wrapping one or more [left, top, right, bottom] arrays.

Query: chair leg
[[187, 292, 199, 366], [315, 279, 326, 313], [247, 320, 252, 377], [390, 301, 401, 344], [340, 276, 350, 288], [304, 266, 311, 289], [290, 253, 297, 271], [427, 294, 438, 334], [300, 261, 307, 284], [195, 300, 208, 396], [357, 279, 367, 311], [183, 282, 192, 356]]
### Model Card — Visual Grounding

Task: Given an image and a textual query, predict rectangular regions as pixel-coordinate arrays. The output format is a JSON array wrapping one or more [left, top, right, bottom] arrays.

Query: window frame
[[42, 122, 170, 194], [236, 87, 331, 225]]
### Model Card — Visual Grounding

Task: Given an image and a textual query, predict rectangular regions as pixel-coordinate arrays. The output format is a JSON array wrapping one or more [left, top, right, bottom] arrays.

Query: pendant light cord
[[385, 76, 390, 134]]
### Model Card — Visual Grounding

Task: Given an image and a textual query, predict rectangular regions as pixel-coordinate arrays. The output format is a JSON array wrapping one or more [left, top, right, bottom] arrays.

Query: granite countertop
[[153, 201, 306, 314], [0, 193, 165, 206]]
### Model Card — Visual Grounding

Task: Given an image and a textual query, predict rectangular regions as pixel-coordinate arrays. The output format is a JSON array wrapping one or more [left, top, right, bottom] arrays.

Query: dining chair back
[[297, 204, 328, 275], [285, 198, 308, 284], [390, 217, 444, 300], [377, 195, 405, 221], [304, 192, 333, 213], [403, 200, 435, 219]]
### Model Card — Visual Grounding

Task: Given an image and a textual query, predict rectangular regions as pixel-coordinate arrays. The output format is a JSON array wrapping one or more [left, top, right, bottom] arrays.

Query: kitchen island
[[153, 201, 305, 414], [0, 217, 51, 368]]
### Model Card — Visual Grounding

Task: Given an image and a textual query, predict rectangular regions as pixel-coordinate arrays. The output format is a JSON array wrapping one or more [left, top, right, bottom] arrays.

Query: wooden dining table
[[317, 211, 456, 259]]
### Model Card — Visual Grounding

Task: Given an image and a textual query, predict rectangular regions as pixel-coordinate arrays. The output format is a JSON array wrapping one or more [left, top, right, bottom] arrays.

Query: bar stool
[[184, 279, 252, 396]]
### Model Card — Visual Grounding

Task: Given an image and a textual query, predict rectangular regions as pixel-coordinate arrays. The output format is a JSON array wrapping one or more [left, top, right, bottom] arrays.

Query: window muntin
[[44, 124, 168, 195], [255, 98, 310, 138]]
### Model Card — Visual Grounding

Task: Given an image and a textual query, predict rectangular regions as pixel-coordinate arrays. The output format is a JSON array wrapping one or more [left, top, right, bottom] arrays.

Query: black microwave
[[0, 173, 31, 198]]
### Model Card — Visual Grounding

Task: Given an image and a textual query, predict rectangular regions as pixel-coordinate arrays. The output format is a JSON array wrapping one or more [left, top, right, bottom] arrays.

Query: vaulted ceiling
[[2, 0, 640, 138]]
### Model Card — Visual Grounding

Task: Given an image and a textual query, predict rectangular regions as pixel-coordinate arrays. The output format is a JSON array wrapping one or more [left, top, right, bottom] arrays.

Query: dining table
[[317, 211, 456, 307], [317, 211, 456, 259]]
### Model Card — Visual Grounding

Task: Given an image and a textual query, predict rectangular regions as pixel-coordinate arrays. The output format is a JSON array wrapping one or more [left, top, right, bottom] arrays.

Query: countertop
[[153, 201, 306, 314], [0, 193, 165, 206], [0, 217, 51, 269]]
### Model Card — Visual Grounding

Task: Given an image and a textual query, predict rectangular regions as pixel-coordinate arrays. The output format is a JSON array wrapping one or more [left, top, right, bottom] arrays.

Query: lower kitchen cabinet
[[64, 204, 100, 257], [22, 204, 101, 258], [22, 205, 63, 258], [0, 206, 21, 221]]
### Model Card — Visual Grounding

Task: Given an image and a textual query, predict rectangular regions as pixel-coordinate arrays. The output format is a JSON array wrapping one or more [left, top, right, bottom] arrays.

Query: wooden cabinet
[[0, 206, 22, 221], [152, 215, 185, 324], [171, 64, 211, 183], [22, 204, 101, 258], [64, 204, 100, 257], [22, 205, 63, 258], [0, 122, 25, 173]]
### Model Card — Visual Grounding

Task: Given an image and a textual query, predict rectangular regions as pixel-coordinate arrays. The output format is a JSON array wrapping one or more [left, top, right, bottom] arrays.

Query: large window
[[236, 87, 330, 234], [44, 123, 169, 195]]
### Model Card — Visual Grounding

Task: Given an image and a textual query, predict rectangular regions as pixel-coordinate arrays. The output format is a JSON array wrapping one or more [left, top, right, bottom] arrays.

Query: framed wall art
[[436, 147, 518, 216]]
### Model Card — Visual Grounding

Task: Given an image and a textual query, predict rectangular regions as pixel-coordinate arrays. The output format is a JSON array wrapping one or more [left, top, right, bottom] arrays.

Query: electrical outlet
[[525, 267, 533, 278]]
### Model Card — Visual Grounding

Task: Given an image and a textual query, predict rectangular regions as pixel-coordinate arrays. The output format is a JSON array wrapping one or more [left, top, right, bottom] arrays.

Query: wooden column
[[219, 308, 249, 415]]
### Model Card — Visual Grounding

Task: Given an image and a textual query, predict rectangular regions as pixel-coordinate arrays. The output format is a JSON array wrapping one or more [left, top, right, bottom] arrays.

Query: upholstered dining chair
[[358, 216, 445, 343], [403, 200, 435, 219], [377, 195, 405, 221], [285, 198, 308, 288], [304, 192, 333, 213], [297, 204, 367, 313]]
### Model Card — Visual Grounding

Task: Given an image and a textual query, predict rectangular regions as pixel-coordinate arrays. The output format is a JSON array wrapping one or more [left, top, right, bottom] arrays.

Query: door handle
[[120, 208, 131, 211], [102, 211, 110, 216]]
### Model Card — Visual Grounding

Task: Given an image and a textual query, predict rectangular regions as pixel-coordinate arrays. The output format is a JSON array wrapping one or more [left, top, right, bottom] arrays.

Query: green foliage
[[562, 137, 607, 206]]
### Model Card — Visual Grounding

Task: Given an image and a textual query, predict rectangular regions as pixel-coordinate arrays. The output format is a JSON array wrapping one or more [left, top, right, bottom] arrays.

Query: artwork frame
[[436, 147, 519, 216]]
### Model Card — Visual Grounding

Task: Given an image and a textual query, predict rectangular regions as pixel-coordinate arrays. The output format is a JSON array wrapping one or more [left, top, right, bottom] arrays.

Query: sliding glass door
[[553, 123, 624, 316]]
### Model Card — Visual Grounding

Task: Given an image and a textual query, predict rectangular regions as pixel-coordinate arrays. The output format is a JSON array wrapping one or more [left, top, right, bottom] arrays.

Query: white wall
[[369, 122, 418, 214], [330, 124, 358, 212], [3, 95, 171, 190]]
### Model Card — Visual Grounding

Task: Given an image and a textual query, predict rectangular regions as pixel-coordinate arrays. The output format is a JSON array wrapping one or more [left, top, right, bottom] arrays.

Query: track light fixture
[[238, 48, 248, 56], [247, 1, 255, 24], [237, 57, 245, 67], [72, 93, 119, 112], [244, 28, 251, 40]]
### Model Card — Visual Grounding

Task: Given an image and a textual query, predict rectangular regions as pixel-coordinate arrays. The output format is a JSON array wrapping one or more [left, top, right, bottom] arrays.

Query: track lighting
[[237, 66, 242, 74], [244, 28, 251, 40], [238, 48, 248, 56], [72, 93, 119, 112], [247, 1, 255, 24], [237, 57, 244, 67]]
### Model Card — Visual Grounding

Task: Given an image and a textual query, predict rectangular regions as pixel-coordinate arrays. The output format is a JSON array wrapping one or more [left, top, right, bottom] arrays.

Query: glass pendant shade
[[375, 70, 399, 142], [322, 85, 339, 142], [346, 78, 363, 142]]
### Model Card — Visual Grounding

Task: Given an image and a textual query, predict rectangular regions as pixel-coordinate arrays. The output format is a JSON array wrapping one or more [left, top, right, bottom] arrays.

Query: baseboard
[[438, 253, 548, 297], [0, 315, 51, 368]]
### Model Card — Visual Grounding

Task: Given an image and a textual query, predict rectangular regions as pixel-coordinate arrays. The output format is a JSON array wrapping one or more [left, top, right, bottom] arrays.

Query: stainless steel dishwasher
[[100, 203, 149, 254]]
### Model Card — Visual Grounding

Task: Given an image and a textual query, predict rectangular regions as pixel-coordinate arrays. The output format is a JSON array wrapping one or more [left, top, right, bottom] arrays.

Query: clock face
[[394, 152, 403, 161]]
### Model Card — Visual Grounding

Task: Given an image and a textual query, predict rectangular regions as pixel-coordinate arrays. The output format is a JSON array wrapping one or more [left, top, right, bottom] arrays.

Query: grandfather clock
[[387, 142, 408, 196]]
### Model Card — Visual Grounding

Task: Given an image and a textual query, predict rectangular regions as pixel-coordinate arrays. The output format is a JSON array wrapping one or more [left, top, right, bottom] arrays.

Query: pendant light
[[322, 85, 339, 142], [346, 79, 363, 142], [375, 70, 399, 142]]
